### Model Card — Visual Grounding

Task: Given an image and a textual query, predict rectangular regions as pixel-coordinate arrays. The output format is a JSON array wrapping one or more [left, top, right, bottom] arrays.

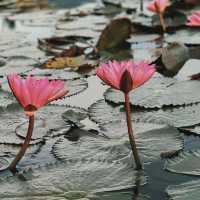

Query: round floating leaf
[[0, 160, 147, 199], [0, 104, 72, 144], [0, 45, 46, 61], [0, 157, 9, 171], [176, 59, 200, 81], [0, 56, 35, 76], [14, 105, 79, 140], [0, 89, 17, 109], [104, 78, 200, 108], [0, 32, 28, 53], [99, 191, 150, 200], [167, 179, 200, 200], [164, 150, 200, 176], [56, 15, 108, 31], [89, 99, 200, 128], [165, 29, 200, 45], [100, 121, 183, 163], [27, 68, 83, 80], [62, 107, 88, 124], [53, 121, 183, 164]]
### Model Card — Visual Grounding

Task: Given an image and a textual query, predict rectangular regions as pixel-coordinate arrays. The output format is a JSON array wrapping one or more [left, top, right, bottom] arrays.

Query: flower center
[[24, 105, 37, 116]]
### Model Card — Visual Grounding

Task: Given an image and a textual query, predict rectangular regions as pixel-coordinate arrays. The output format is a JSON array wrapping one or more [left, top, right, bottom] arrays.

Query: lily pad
[[89, 99, 200, 128], [15, 105, 84, 140], [0, 44, 47, 61], [99, 191, 150, 200], [164, 149, 200, 176], [0, 56, 35, 76], [167, 179, 200, 200], [176, 59, 200, 81], [56, 15, 108, 31], [104, 78, 200, 108], [27, 68, 83, 80], [0, 89, 17, 109], [165, 29, 200, 45], [0, 160, 147, 199], [53, 121, 183, 164]]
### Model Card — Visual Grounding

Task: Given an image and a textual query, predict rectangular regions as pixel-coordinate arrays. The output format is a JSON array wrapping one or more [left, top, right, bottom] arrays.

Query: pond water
[[0, 0, 200, 200]]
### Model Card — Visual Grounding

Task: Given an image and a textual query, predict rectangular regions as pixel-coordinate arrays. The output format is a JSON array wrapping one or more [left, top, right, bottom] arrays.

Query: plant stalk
[[159, 13, 166, 33], [140, 0, 143, 13], [124, 93, 142, 170], [9, 115, 34, 173]]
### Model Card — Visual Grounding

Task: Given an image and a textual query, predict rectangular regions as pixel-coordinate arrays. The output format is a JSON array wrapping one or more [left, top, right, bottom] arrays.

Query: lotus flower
[[147, 0, 170, 13], [96, 60, 155, 170], [147, 0, 170, 32], [96, 60, 155, 93], [187, 11, 200, 26], [6, 74, 68, 173], [7, 74, 68, 116]]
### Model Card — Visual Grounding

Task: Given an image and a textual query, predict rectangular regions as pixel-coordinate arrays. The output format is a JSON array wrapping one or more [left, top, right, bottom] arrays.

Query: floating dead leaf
[[96, 18, 132, 51], [38, 35, 92, 54], [43, 55, 87, 69], [155, 42, 190, 76], [16, 0, 48, 10], [42, 46, 97, 70]]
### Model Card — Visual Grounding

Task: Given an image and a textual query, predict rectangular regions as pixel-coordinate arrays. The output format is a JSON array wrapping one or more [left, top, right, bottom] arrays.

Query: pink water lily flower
[[7, 74, 69, 116], [147, 0, 170, 13], [96, 60, 155, 170], [187, 11, 200, 26], [6, 74, 69, 173], [96, 60, 155, 93]]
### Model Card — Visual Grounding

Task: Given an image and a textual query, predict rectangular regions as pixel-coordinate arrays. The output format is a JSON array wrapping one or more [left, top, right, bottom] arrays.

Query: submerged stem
[[9, 115, 34, 173], [159, 13, 166, 33], [140, 0, 143, 13], [124, 93, 142, 170]]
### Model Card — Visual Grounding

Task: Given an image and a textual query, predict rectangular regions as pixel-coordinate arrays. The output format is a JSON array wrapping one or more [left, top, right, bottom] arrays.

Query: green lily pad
[[167, 179, 200, 200], [0, 160, 147, 199], [164, 150, 200, 176], [104, 78, 200, 108], [89, 99, 200, 128], [53, 121, 183, 164], [165, 29, 200, 45]]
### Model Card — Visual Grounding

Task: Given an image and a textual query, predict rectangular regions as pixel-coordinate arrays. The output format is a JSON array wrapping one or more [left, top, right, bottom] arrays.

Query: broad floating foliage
[[167, 179, 200, 200], [0, 160, 147, 199]]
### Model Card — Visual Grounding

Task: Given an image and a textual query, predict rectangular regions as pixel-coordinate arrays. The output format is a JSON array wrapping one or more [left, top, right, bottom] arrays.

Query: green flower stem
[[9, 115, 34, 173], [124, 93, 142, 170]]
